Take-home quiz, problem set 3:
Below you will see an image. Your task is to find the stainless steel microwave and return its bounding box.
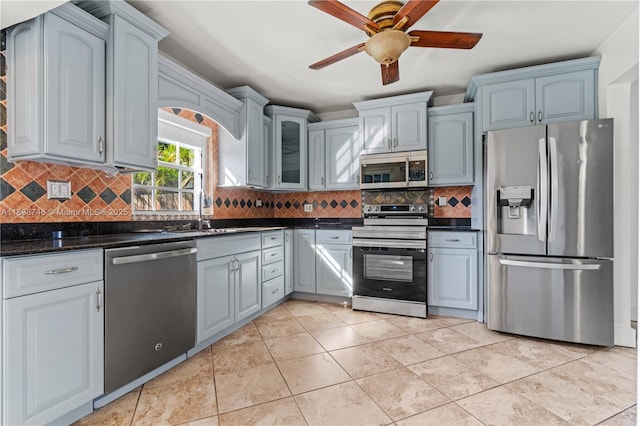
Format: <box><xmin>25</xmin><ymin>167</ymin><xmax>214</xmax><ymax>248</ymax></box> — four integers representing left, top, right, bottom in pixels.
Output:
<box><xmin>359</xmin><ymin>150</ymin><xmax>428</xmax><ymax>189</ymax></box>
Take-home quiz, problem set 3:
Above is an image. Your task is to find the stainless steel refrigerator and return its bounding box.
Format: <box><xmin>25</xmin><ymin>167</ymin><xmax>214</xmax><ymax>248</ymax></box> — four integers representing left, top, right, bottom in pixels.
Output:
<box><xmin>485</xmin><ymin>119</ymin><xmax>614</xmax><ymax>346</ymax></box>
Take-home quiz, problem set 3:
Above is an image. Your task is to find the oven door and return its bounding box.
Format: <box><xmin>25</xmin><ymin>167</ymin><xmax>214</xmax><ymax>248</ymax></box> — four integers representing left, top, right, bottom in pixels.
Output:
<box><xmin>352</xmin><ymin>238</ymin><xmax>427</xmax><ymax>303</ymax></box>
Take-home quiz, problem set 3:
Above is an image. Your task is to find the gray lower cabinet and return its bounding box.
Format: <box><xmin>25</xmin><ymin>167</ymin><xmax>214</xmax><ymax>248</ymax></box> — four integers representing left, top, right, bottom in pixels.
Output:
<box><xmin>293</xmin><ymin>229</ymin><xmax>316</xmax><ymax>293</ymax></box>
<box><xmin>294</xmin><ymin>229</ymin><xmax>353</xmax><ymax>297</ymax></box>
<box><xmin>1</xmin><ymin>249</ymin><xmax>104</xmax><ymax>426</ymax></box>
<box><xmin>7</xmin><ymin>4</ymin><xmax>108</xmax><ymax>165</ymax></box>
<box><xmin>196</xmin><ymin>234</ymin><xmax>262</xmax><ymax>344</ymax></box>
<box><xmin>427</xmin><ymin>105</ymin><xmax>474</xmax><ymax>186</ymax></box>
<box><xmin>261</xmin><ymin>230</ymin><xmax>285</xmax><ymax>307</ymax></box>
<box><xmin>428</xmin><ymin>231</ymin><xmax>478</xmax><ymax>311</ymax></box>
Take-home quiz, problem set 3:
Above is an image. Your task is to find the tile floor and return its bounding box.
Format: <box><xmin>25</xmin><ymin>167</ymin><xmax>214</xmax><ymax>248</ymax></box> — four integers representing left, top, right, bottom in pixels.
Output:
<box><xmin>76</xmin><ymin>299</ymin><xmax>637</xmax><ymax>426</ymax></box>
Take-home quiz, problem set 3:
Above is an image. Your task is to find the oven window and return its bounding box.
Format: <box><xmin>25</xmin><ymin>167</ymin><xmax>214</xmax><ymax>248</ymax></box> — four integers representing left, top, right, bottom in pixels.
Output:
<box><xmin>363</xmin><ymin>254</ymin><xmax>413</xmax><ymax>282</ymax></box>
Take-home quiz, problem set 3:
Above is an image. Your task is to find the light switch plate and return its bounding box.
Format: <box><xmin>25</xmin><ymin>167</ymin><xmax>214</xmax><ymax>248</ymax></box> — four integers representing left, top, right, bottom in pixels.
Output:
<box><xmin>47</xmin><ymin>180</ymin><xmax>71</xmax><ymax>200</ymax></box>
<box><xmin>304</xmin><ymin>204</ymin><xmax>313</xmax><ymax>212</ymax></box>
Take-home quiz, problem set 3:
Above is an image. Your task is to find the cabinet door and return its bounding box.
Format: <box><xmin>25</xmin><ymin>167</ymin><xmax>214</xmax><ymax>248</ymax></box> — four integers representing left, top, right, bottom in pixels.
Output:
<box><xmin>275</xmin><ymin>115</ymin><xmax>307</xmax><ymax>189</ymax></box>
<box><xmin>482</xmin><ymin>79</ymin><xmax>535</xmax><ymax>131</ymax></box>
<box><xmin>308</xmin><ymin>129</ymin><xmax>326</xmax><ymax>190</ymax></box>
<box><xmin>110</xmin><ymin>15</ymin><xmax>158</xmax><ymax>169</ymax></box>
<box><xmin>360</xmin><ymin>107</ymin><xmax>390</xmax><ymax>154</ymax></box>
<box><xmin>284</xmin><ymin>230</ymin><xmax>294</xmax><ymax>295</ymax></box>
<box><xmin>45</xmin><ymin>13</ymin><xmax>105</xmax><ymax>163</ymax></box>
<box><xmin>294</xmin><ymin>230</ymin><xmax>316</xmax><ymax>293</ymax></box>
<box><xmin>263</xmin><ymin>116</ymin><xmax>272</xmax><ymax>187</ymax></box>
<box><xmin>197</xmin><ymin>256</ymin><xmax>234</xmax><ymax>343</ymax></box>
<box><xmin>235</xmin><ymin>250</ymin><xmax>262</xmax><ymax>321</ymax></box>
<box><xmin>428</xmin><ymin>112</ymin><xmax>474</xmax><ymax>186</ymax></box>
<box><xmin>316</xmin><ymin>244</ymin><xmax>352</xmax><ymax>297</ymax></box>
<box><xmin>325</xmin><ymin>125</ymin><xmax>359</xmax><ymax>189</ymax></box>
<box><xmin>428</xmin><ymin>248</ymin><xmax>477</xmax><ymax>310</ymax></box>
<box><xmin>247</xmin><ymin>98</ymin><xmax>266</xmax><ymax>187</ymax></box>
<box><xmin>3</xmin><ymin>282</ymin><xmax>104</xmax><ymax>426</ymax></box>
<box><xmin>535</xmin><ymin>70</ymin><xmax>595</xmax><ymax>124</ymax></box>
<box><xmin>392</xmin><ymin>102</ymin><xmax>427</xmax><ymax>151</ymax></box>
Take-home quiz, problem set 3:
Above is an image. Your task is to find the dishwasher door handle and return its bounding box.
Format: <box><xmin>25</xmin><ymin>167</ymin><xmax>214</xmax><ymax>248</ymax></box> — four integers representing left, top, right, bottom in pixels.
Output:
<box><xmin>111</xmin><ymin>247</ymin><xmax>198</xmax><ymax>265</ymax></box>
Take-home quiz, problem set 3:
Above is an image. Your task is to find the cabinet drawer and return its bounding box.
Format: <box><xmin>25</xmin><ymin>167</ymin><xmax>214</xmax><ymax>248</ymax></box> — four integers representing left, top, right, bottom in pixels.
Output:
<box><xmin>429</xmin><ymin>231</ymin><xmax>477</xmax><ymax>249</ymax></box>
<box><xmin>263</xmin><ymin>275</ymin><xmax>285</xmax><ymax>307</ymax></box>
<box><xmin>197</xmin><ymin>233</ymin><xmax>261</xmax><ymax>261</ymax></box>
<box><xmin>2</xmin><ymin>249</ymin><xmax>103</xmax><ymax>298</ymax></box>
<box><xmin>316</xmin><ymin>230</ymin><xmax>352</xmax><ymax>244</ymax></box>
<box><xmin>262</xmin><ymin>230</ymin><xmax>284</xmax><ymax>248</ymax></box>
<box><xmin>262</xmin><ymin>261</ymin><xmax>284</xmax><ymax>282</ymax></box>
<box><xmin>262</xmin><ymin>246</ymin><xmax>284</xmax><ymax>265</ymax></box>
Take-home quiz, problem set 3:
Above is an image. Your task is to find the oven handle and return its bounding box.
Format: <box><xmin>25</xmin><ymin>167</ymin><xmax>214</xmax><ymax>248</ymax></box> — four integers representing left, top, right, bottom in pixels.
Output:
<box><xmin>111</xmin><ymin>247</ymin><xmax>198</xmax><ymax>265</ymax></box>
<box><xmin>352</xmin><ymin>238</ymin><xmax>426</xmax><ymax>250</ymax></box>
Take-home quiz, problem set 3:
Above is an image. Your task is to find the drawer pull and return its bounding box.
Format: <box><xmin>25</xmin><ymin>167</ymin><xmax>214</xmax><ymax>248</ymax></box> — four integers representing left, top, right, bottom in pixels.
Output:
<box><xmin>96</xmin><ymin>287</ymin><xmax>102</xmax><ymax>312</ymax></box>
<box><xmin>270</xmin><ymin>236</ymin><xmax>278</xmax><ymax>240</ymax></box>
<box><xmin>270</xmin><ymin>252</ymin><xmax>278</xmax><ymax>257</ymax></box>
<box><xmin>44</xmin><ymin>266</ymin><xmax>79</xmax><ymax>275</ymax></box>
<box><xmin>272</xmin><ymin>269</ymin><xmax>278</xmax><ymax>274</ymax></box>
<box><xmin>445</xmin><ymin>239</ymin><xmax>461</xmax><ymax>242</ymax></box>
<box><xmin>330</xmin><ymin>236</ymin><xmax>340</xmax><ymax>239</ymax></box>
<box><xmin>271</xmin><ymin>288</ymin><xmax>279</xmax><ymax>294</ymax></box>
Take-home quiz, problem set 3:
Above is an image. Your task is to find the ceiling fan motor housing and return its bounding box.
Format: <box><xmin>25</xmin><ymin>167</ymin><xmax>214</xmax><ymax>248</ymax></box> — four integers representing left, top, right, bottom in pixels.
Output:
<box><xmin>367</xmin><ymin>0</ymin><xmax>405</xmax><ymax>30</ymax></box>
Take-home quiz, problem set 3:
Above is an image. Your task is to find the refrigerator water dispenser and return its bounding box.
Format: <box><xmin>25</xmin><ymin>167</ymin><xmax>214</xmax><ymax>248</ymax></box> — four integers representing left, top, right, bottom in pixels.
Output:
<box><xmin>498</xmin><ymin>186</ymin><xmax>533</xmax><ymax>235</ymax></box>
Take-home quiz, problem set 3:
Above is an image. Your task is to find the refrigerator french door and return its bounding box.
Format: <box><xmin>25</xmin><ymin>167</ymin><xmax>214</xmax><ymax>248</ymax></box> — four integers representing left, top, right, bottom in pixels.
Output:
<box><xmin>485</xmin><ymin>119</ymin><xmax>614</xmax><ymax>346</ymax></box>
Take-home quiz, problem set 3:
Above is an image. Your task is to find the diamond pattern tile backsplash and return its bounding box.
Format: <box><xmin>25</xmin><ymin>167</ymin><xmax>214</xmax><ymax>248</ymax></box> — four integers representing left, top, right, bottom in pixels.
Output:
<box><xmin>0</xmin><ymin>28</ymin><xmax>468</xmax><ymax>224</ymax></box>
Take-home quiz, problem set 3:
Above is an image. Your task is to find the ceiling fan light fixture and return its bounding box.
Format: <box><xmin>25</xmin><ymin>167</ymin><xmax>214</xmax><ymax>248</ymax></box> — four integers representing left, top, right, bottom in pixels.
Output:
<box><xmin>364</xmin><ymin>29</ymin><xmax>411</xmax><ymax>65</ymax></box>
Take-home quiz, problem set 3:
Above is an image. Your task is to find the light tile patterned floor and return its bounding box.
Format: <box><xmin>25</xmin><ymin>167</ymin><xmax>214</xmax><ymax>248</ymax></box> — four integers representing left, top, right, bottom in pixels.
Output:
<box><xmin>76</xmin><ymin>299</ymin><xmax>637</xmax><ymax>426</ymax></box>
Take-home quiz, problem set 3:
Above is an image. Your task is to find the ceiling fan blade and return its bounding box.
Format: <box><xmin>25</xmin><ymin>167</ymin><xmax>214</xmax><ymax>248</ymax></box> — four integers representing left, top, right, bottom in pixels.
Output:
<box><xmin>309</xmin><ymin>43</ymin><xmax>366</xmax><ymax>70</ymax></box>
<box><xmin>409</xmin><ymin>30</ymin><xmax>482</xmax><ymax>49</ymax></box>
<box><xmin>308</xmin><ymin>0</ymin><xmax>379</xmax><ymax>33</ymax></box>
<box><xmin>381</xmin><ymin>61</ymin><xmax>400</xmax><ymax>85</ymax></box>
<box><xmin>394</xmin><ymin>0</ymin><xmax>439</xmax><ymax>30</ymax></box>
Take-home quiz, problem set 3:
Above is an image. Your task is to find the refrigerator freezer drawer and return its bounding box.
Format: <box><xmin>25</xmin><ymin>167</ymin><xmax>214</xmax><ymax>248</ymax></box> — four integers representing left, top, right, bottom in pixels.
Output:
<box><xmin>487</xmin><ymin>254</ymin><xmax>613</xmax><ymax>346</ymax></box>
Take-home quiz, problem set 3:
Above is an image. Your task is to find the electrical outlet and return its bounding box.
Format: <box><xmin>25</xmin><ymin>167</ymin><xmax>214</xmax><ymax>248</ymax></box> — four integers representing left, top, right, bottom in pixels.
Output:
<box><xmin>255</xmin><ymin>199</ymin><xmax>262</xmax><ymax>207</ymax></box>
<box><xmin>438</xmin><ymin>196</ymin><xmax>447</xmax><ymax>206</ymax></box>
<box><xmin>47</xmin><ymin>180</ymin><xmax>71</xmax><ymax>200</ymax></box>
<box><xmin>304</xmin><ymin>203</ymin><xmax>313</xmax><ymax>212</ymax></box>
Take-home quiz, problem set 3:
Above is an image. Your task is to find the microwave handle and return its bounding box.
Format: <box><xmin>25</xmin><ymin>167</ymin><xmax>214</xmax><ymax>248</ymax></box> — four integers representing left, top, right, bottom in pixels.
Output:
<box><xmin>405</xmin><ymin>157</ymin><xmax>410</xmax><ymax>187</ymax></box>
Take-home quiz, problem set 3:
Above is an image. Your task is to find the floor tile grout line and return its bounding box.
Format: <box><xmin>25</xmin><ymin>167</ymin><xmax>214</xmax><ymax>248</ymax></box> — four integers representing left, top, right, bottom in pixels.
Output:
<box><xmin>594</xmin><ymin>404</ymin><xmax>637</xmax><ymax>425</ymax></box>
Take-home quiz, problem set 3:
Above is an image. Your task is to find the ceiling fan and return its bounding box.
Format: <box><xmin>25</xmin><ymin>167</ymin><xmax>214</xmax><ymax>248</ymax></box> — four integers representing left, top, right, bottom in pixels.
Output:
<box><xmin>308</xmin><ymin>0</ymin><xmax>482</xmax><ymax>85</ymax></box>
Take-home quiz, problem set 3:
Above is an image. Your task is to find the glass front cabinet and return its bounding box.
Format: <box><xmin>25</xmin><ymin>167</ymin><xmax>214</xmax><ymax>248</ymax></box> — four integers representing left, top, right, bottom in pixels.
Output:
<box><xmin>265</xmin><ymin>105</ymin><xmax>319</xmax><ymax>190</ymax></box>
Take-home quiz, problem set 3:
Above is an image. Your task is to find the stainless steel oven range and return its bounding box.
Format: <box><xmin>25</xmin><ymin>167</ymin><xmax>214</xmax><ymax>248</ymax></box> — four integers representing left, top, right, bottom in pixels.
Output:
<box><xmin>352</xmin><ymin>204</ymin><xmax>428</xmax><ymax>318</ymax></box>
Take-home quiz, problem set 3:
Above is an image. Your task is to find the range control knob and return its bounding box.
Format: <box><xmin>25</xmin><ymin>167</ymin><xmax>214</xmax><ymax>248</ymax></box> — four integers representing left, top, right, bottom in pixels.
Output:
<box><xmin>409</xmin><ymin>205</ymin><xmax>416</xmax><ymax>212</ymax></box>
<box><xmin>417</xmin><ymin>205</ymin><xmax>425</xmax><ymax>212</ymax></box>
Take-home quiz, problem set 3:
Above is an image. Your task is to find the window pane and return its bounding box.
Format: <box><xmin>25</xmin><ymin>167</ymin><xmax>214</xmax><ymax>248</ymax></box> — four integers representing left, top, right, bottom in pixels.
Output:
<box><xmin>133</xmin><ymin>188</ymin><xmax>153</xmax><ymax>210</ymax></box>
<box><xmin>156</xmin><ymin>191</ymin><xmax>179</xmax><ymax>211</ymax></box>
<box><xmin>182</xmin><ymin>193</ymin><xmax>194</xmax><ymax>211</ymax></box>
<box><xmin>156</xmin><ymin>166</ymin><xmax>179</xmax><ymax>188</ymax></box>
<box><xmin>181</xmin><ymin>170</ymin><xmax>194</xmax><ymax>189</ymax></box>
<box><xmin>133</xmin><ymin>172</ymin><xmax>152</xmax><ymax>186</ymax></box>
<box><xmin>180</xmin><ymin>146</ymin><xmax>195</xmax><ymax>167</ymax></box>
<box><xmin>157</xmin><ymin>142</ymin><xmax>176</xmax><ymax>163</ymax></box>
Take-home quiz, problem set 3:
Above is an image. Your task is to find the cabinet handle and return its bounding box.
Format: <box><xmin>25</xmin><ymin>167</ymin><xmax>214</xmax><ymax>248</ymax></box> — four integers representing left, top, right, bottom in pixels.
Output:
<box><xmin>285</xmin><ymin>233</ymin><xmax>289</xmax><ymax>242</ymax></box>
<box><xmin>445</xmin><ymin>239</ymin><xmax>461</xmax><ymax>242</ymax></box>
<box><xmin>271</xmin><ymin>288</ymin><xmax>279</xmax><ymax>294</ymax></box>
<box><xmin>393</xmin><ymin>138</ymin><xmax>398</xmax><ymax>148</ymax></box>
<box><xmin>270</xmin><ymin>252</ymin><xmax>278</xmax><ymax>257</ymax></box>
<box><xmin>538</xmin><ymin>111</ymin><xmax>542</xmax><ymax>122</ymax></box>
<box><xmin>387</xmin><ymin>138</ymin><xmax>392</xmax><ymax>148</ymax></box>
<box><xmin>236</xmin><ymin>259</ymin><xmax>240</xmax><ymax>271</ymax></box>
<box><xmin>350</xmin><ymin>248</ymin><xmax>352</xmax><ymax>258</ymax></box>
<box><xmin>44</xmin><ymin>266</ymin><xmax>78</xmax><ymax>275</ymax></box>
<box><xmin>429</xmin><ymin>171</ymin><xmax>433</xmax><ymax>180</ymax></box>
<box><xmin>278</xmin><ymin>175</ymin><xmax>281</xmax><ymax>184</ymax></box>
<box><xmin>356</xmin><ymin>174</ymin><xmax>360</xmax><ymax>184</ymax></box>
<box><xmin>429</xmin><ymin>252</ymin><xmax>433</xmax><ymax>261</ymax></box>
<box><xmin>99</xmin><ymin>136</ymin><xmax>104</xmax><ymax>154</ymax></box>
<box><xmin>96</xmin><ymin>287</ymin><xmax>102</xmax><ymax>312</ymax></box>
<box><xmin>529</xmin><ymin>111</ymin><xmax>534</xmax><ymax>124</ymax></box>
<box><xmin>330</xmin><ymin>236</ymin><xmax>340</xmax><ymax>239</ymax></box>
<box><xmin>270</xmin><ymin>236</ymin><xmax>278</xmax><ymax>240</ymax></box>
<box><xmin>321</xmin><ymin>176</ymin><xmax>324</xmax><ymax>186</ymax></box>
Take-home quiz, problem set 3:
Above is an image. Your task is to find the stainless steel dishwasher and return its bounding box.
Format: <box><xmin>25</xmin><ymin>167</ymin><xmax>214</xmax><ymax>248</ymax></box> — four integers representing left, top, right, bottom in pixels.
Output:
<box><xmin>104</xmin><ymin>240</ymin><xmax>197</xmax><ymax>393</ymax></box>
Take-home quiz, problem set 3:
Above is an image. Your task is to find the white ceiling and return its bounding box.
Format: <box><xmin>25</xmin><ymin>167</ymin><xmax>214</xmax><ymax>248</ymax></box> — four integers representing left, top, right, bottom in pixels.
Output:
<box><xmin>3</xmin><ymin>1</ymin><xmax>638</xmax><ymax>116</ymax></box>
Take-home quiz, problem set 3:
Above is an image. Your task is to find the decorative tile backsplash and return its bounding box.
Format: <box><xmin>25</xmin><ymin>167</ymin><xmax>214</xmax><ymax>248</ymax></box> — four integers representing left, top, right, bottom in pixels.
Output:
<box><xmin>0</xmin><ymin>29</ymin><xmax>468</xmax><ymax>225</ymax></box>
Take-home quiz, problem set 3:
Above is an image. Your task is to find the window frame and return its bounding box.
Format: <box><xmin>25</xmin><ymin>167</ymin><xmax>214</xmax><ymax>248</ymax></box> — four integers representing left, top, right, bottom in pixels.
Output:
<box><xmin>132</xmin><ymin>110</ymin><xmax>211</xmax><ymax>215</ymax></box>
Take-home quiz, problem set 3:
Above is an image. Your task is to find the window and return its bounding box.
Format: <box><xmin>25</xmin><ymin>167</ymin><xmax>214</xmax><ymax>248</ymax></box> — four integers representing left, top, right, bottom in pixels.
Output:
<box><xmin>132</xmin><ymin>110</ymin><xmax>210</xmax><ymax>214</ymax></box>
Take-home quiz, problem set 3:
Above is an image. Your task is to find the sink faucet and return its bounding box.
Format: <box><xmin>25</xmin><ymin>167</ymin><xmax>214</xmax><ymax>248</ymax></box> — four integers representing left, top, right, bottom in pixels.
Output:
<box><xmin>198</xmin><ymin>190</ymin><xmax>211</xmax><ymax>231</ymax></box>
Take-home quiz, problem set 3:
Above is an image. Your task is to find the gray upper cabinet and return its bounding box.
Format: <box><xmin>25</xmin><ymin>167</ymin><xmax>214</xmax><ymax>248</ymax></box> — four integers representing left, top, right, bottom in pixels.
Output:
<box><xmin>78</xmin><ymin>0</ymin><xmax>169</xmax><ymax>171</ymax></box>
<box><xmin>219</xmin><ymin>86</ymin><xmax>270</xmax><ymax>188</ymax></box>
<box><xmin>308</xmin><ymin>119</ymin><xmax>360</xmax><ymax>190</ymax></box>
<box><xmin>353</xmin><ymin>91</ymin><xmax>432</xmax><ymax>155</ymax></box>
<box><xmin>265</xmin><ymin>105</ymin><xmax>319</xmax><ymax>190</ymax></box>
<box><xmin>427</xmin><ymin>104</ymin><xmax>474</xmax><ymax>186</ymax></box>
<box><xmin>466</xmin><ymin>57</ymin><xmax>600</xmax><ymax>131</ymax></box>
<box><xmin>7</xmin><ymin>4</ymin><xmax>108</xmax><ymax>165</ymax></box>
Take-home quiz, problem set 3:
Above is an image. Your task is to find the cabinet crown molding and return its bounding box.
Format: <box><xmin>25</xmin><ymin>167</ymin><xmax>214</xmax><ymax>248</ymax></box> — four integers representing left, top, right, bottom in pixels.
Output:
<box><xmin>50</xmin><ymin>2</ymin><xmax>109</xmax><ymax>39</ymax></box>
<box><xmin>76</xmin><ymin>0</ymin><xmax>169</xmax><ymax>40</ymax></box>
<box><xmin>226</xmin><ymin>86</ymin><xmax>270</xmax><ymax>107</ymax></box>
<box><xmin>264</xmin><ymin>105</ymin><xmax>320</xmax><ymax>123</ymax></box>
<box><xmin>353</xmin><ymin>90</ymin><xmax>433</xmax><ymax>111</ymax></box>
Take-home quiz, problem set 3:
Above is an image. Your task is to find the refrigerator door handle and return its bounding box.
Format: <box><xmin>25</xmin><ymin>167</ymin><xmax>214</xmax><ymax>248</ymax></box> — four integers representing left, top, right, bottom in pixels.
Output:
<box><xmin>498</xmin><ymin>258</ymin><xmax>601</xmax><ymax>271</ymax></box>
<box><xmin>537</xmin><ymin>138</ymin><xmax>548</xmax><ymax>242</ymax></box>
<box><xmin>549</xmin><ymin>136</ymin><xmax>559</xmax><ymax>242</ymax></box>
